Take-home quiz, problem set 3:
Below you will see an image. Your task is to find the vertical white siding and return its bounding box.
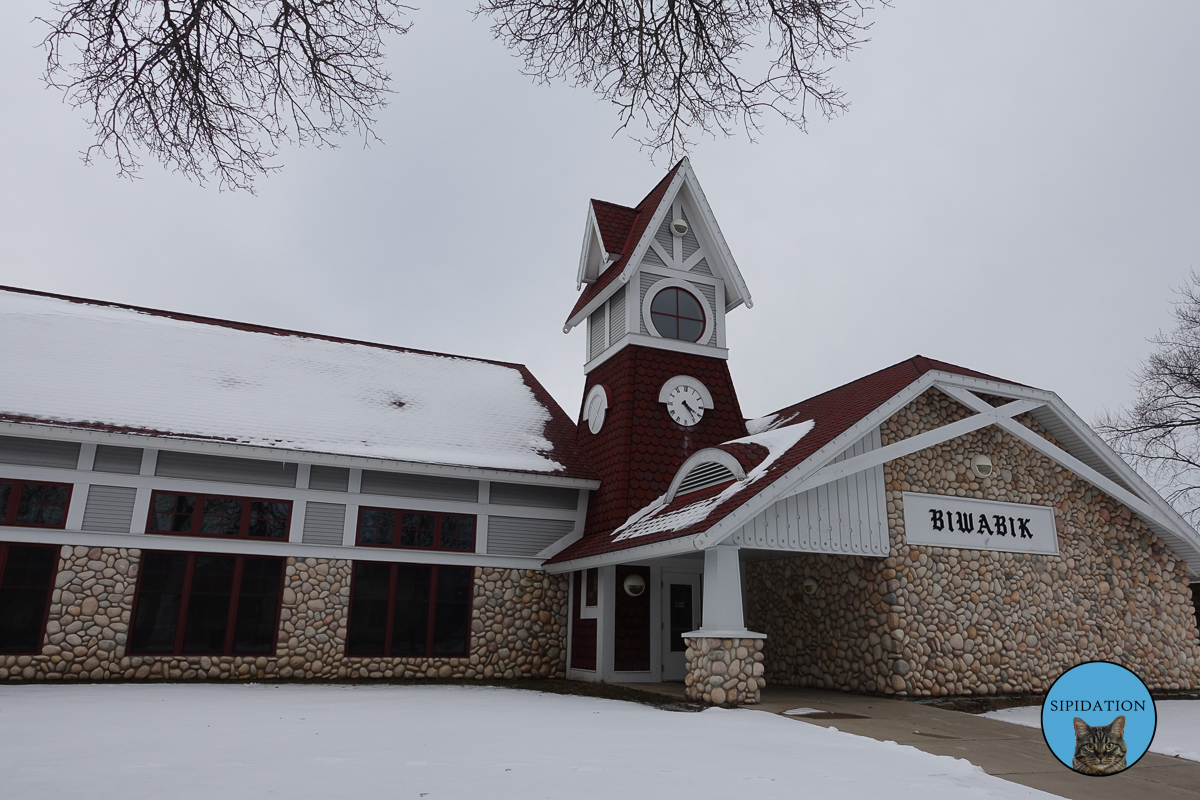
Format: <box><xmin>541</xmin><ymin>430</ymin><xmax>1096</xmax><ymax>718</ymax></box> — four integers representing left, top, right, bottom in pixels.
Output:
<box><xmin>729</xmin><ymin>428</ymin><xmax>889</xmax><ymax>557</ymax></box>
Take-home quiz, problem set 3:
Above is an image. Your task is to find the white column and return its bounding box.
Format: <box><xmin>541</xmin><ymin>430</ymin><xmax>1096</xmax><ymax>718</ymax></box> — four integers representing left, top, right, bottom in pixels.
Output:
<box><xmin>688</xmin><ymin>545</ymin><xmax>765</xmax><ymax>638</ymax></box>
<box><xmin>129</xmin><ymin>449</ymin><xmax>159</xmax><ymax>534</ymax></box>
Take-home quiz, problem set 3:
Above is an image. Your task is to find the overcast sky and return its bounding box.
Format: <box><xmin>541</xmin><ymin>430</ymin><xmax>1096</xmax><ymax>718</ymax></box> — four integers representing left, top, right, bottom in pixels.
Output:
<box><xmin>1</xmin><ymin>2</ymin><xmax>1197</xmax><ymax>430</ymax></box>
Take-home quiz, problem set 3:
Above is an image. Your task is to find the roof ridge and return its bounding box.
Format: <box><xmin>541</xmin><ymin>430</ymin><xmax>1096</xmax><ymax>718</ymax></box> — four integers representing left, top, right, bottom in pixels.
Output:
<box><xmin>0</xmin><ymin>284</ymin><xmax>531</xmax><ymax>371</ymax></box>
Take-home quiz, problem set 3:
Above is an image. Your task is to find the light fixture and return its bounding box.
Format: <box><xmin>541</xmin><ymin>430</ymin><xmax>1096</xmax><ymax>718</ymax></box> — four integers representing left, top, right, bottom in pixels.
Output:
<box><xmin>971</xmin><ymin>454</ymin><xmax>994</xmax><ymax>478</ymax></box>
<box><xmin>802</xmin><ymin>577</ymin><xmax>818</xmax><ymax>596</ymax></box>
<box><xmin>623</xmin><ymin>574</ymin><xmax>646</xmax><ymax>597</ymax></box>
<box><xmin>670</xmin><ymin>218</ymin><xmax>689</xmax><ymax>236</ymax></box>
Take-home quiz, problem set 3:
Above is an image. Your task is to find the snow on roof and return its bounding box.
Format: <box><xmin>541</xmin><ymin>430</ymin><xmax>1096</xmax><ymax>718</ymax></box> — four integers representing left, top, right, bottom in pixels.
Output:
<box><xmin>0</xmin><ymin>287</ymin><xmax>590</xmax><ymax>476</ymax></box>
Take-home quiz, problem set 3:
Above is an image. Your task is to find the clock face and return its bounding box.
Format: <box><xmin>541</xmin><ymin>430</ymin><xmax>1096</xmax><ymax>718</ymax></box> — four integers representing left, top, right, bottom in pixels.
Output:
<box><xmin>666</xmin><ymin>385</ymin><xmax>706</xmax><ymax>427</ymax></box>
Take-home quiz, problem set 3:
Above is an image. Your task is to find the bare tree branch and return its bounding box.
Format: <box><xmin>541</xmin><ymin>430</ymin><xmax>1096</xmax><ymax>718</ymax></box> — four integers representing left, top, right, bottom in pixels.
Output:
<box><xmin>1098</xmin><ymin>272</ymin><xmax>1200</xmax><ymax>524</ymax></box>
<box><xmin>40</xmin><ymin>0</ymin><xmax>412</xmax><ymax>190</ymax></box>
<box><xmin>477</xmin><ymin>0</ymin><xmax>877</xmax><ymax>158</ymax></box>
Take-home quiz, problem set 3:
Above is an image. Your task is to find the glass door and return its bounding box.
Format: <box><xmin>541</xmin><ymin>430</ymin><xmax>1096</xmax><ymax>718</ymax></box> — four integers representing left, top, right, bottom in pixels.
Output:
<box><xmin>660</xmin><ymin>572</ymin><xmax>701</xmax><ymax>681</ymax></box>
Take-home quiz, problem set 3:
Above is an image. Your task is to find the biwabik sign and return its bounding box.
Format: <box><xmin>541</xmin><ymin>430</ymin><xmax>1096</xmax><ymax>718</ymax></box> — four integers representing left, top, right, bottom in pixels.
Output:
<box><xmin>902</xmin><ymin>492</ymin><xmax>1059</xmax><ymax>555</ymax></box>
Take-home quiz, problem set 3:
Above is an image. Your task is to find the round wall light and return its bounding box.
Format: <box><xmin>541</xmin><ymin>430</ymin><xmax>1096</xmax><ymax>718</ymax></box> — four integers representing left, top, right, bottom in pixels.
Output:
<box><xmin>802</xmin><ymin>577</ymin><xmax>819</xmax><ymax>596</ymax></box>
<box><xmin>623</xmin><ymin>574</ymin><xmax>646</xmax><ymax>597</ymax></box>
<box><xmin>971</xmin><ymin>454</ymin><xmax>994</xmax><ymax>478</ymax></box>
<box><xmin>670</xmin><ymin>218</ymin><xmax>689</xmax><ymax>236</ymax></box>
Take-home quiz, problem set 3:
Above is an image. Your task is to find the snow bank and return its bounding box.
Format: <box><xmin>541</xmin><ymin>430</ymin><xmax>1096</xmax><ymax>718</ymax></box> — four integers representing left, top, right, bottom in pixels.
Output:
<box><xmin>982</xmin><ymin>701</ymin><xmax>1200</xmax><ymax>762</ymax></box>
<box><xmin>0</xmin><ymin>684</ymin><xmax>1061</xmax><ymax>800</ymax></box>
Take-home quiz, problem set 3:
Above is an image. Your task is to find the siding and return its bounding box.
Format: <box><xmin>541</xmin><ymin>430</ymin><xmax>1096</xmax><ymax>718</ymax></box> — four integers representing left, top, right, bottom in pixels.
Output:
<box><xmin>0</xmin><ymin>435</ymin><xmax>80</xmax><ymax>469</ymax></box>
<box><xmin>302</xmin><ymin>501</ymin><xmax>346</xmax><ymax>546</ymax></box>
<box><xmin>486</xmin><ymin>516</ymin><xmax>576</xmax><ymax>556</ymax></box>
<box><xmin>93</xmin><ymin>445</ymin><xmax>143</xmax><ymax>475</ymax></box>
<box><xmin>730</xmin><ymin>428</ymin><xmax>889</xmax><ymax>557</ymax></box>
<box><xmin>654</xmin><ymin>214</ymin><xmax>674</xmax><ymax>256</ymax></box>
<box><xmin>641</xmin><ymin>246</ymin><xmax>669</xmax><ymax>270</ymax></box>
<box><xmin>489</xmin><ymin>482</ymin><xmax>578</xmax><ymax>510</ymax></box>
<box><xmin>81</xmin><ymin>485</ymin><xmax>138</xmax><ymax>533</ymax></box>
<box><xmin>690</xmin><ymin>258</ymin><xmax>713</xmax><ymax>277</ymax></box>
<box><xmin>360</xmin><ymin>470</ymin><xmax>478</xmax><ymax>502</ymax></box>
<box><xmin>309</xmin><ymin>465</ymin><xmax>350</xmax><ymax>492</ymax></box>
<box><xmin>155</xmin><ymin>451</ymin><xmax>298</xmax><ymax>487</ymax></box>
<box><xmin>608</xmin><ymin>286</ymin><xmax>627</xmax><ymax>343</ymax></box>
<box><xmin>681</xmin><ymin>209</ymin><xmax>700</xmax><ymax>261</ymax></box>
<box><xmin>639</xmin><ymin>271</ymin><xmax>668</xmax><ymax>335</ymax></box>
<box><xmin>692</xmin><ymin>281</ymin><xmax>718</xmax><ymax>346</ymax></box>
<box><xmin>589</xmin><ymin>305</ymin><xmax>606</xmax><ymax>360</ymax></box>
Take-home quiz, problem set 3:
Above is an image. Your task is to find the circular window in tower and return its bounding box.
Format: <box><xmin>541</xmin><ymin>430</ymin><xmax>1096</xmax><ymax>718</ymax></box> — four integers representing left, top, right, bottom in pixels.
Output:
<box><xmin>650</xmin><ymin>287</ymin><xmax>706</xmax><ymax>342</ymax></box>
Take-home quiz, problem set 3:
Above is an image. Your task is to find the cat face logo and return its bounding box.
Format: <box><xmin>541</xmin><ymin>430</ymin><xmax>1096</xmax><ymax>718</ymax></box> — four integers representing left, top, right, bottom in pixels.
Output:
<box><xmin>1040</xmin><ymin>661</ymin><xmax>1155</xmax><ymax>777</ymax></box>
<box><xmin>1071</xmin><ymin>715</ymin><xmax>1127</xmax><ymax>775</ymax></box>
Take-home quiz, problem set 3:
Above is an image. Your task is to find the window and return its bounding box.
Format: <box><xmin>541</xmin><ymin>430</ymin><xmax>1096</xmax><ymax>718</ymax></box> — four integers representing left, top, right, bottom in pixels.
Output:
<box><xmin>129</xmin><ymin>551</ymin><xmax>284</xmax><ymax>655</ymax></box>
<box><xmin>147</xmin><ymin>491</ymin><xmax>292</xmax><ymax>540</ymax></box>
<box><xmin>346</xmin><ymin>563</ymin><xmax>472</xmax><ymax>657</ymax></box>
<box><xmin>585</xmin><ymin>567</ymin><xmax>599</xmax><ymax>607</ymax></box>
<box><xmin>0</xmin><ymin>480</ymin><xmax>72</xmax><ymax>528</ymax></box>
<box><xmin>355</xmin><ymin>507</ymin><xmax>476</xmax><ymax>552</ymax></box>
<box><xmin>0</xmin><ymin>543</ymin><xmax>58</xmax><ymax>653</ymax></box>
<box><xmin>650</xmin><ymin>287</ymin><xmax>705</xmax><ymax>342</ymax></box>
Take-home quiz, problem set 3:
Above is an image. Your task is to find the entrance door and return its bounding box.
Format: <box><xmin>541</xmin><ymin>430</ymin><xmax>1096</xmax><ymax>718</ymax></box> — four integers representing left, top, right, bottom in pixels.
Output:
<box><xmin>660</xmin><ymin>572</ymin><xmax>701</xmax><ymax>681</ymax></box>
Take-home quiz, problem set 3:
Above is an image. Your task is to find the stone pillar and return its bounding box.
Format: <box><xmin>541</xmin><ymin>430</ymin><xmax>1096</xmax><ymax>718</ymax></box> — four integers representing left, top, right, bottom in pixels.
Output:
<box><xmin>683</xmin><ymin>545</ymin><xmax>767</xmax><ymax>706</ymax></box>
<box><xmin>683</xmin><ymin>636</ymin><xmax>765</xmax><ymax>706</ymax></box>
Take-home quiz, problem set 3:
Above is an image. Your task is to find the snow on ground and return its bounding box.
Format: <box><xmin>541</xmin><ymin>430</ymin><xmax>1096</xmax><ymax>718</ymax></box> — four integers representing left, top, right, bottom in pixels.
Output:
<box><xmin>982</xmin><ymin>701</ymin><xmax>1200</xmax><ymax>762</ymax></box>
<box><xmin>0</xmin><ymin>684</ymin><xmax>1060</xmax><ymax>800</ymax></box>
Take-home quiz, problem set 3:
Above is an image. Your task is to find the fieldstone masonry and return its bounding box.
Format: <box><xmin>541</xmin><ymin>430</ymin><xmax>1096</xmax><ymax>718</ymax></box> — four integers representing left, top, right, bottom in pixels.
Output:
<box><xmin>2</xmin><ymin>552</ymin><xmax>568</xmax><ymax>682</ymax></box>
<box><xmin>746</xmin><ymin>388</ymin><xmax>1200</xmax><ymax>697</ymax></box>
<box><xmin>683</xmin><ymin>636</ymin><xmax>765</xmax><ymax>706</ymax></box>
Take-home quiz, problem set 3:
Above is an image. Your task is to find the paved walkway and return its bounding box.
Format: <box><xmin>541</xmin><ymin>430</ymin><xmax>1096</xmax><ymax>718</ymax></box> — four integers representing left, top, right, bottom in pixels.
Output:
<box><xmin>623</xmin><ymin>683</ymin><xmax>1200</xmax><ymax>799</ymax></box>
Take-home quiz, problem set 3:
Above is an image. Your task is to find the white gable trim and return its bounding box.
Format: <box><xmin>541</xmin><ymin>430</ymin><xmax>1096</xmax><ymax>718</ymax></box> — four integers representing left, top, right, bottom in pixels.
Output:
<box><xmin>575</xmin><ymin>204</ymin><xmax>618</xmax><ymax>290</ymax></box>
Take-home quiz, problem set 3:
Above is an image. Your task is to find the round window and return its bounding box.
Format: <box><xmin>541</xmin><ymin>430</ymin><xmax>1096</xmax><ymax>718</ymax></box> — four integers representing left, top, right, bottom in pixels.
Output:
<box><xmin>650</xmin><ymin>287</ymin><xmax>706</xmax><ymax>342</ymax></box>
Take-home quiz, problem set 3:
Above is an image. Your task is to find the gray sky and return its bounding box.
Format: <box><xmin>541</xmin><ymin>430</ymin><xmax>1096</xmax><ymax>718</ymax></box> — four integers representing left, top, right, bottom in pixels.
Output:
<box><xmin>1</xmin><ymin>1</ymin><xmax>1197</xmax><ymax>428</ymax></box>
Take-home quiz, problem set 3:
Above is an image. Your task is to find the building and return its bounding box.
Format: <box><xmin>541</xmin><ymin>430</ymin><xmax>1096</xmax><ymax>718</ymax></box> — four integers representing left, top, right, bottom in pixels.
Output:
<box><xmin>1</xmin><ymin>160</ymin><xmax>1198</xmax><ymax>701</ymax></box>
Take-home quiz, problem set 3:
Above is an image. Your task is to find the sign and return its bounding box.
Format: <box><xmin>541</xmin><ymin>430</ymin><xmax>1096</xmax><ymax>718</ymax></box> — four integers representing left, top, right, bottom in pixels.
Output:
<box><xmin>902</xmin><ymin>492</ymin><xmax>1059</xmax><ymax>555</ymax></box>
<box><xmin>1041</xmin><ymin>661</ymin><xmax>1156</xmax><ymax>776</ymax></box>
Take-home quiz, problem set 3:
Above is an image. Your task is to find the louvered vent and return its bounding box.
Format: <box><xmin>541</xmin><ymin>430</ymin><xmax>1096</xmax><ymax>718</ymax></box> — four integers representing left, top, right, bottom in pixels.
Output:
<box><xmin>677</xmin><ymin>462</ymin><xmax>736</xmax><ymax>496</ymax></box>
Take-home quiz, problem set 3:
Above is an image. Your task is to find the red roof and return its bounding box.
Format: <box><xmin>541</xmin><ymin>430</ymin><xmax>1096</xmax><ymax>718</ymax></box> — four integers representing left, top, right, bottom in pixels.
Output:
<box><xmin>548</xmin><ymin>356</ymin><xmax>1023</xmax><ymax>563</ymax></box>
<box><xmin>566</xmin><ymin>163</ymin><xmax>683</xmax><ymax>325</ymax></box>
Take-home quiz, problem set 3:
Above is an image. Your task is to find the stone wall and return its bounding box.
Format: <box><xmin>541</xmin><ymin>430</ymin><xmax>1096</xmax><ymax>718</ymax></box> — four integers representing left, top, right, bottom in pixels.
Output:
<box><xmin>2</xmin><ymin>551</ymin><xmax>568</xmax><ymax>682</ymax></box>
<box><xmin>745</xmin><ymin>389</ymin><xmax>1200</xmax><ymax>697</ymax></box>
<box><xmin>683</xmin><ymin>636</ymin><xmax>765</xmax><ymax>706</ymax></box>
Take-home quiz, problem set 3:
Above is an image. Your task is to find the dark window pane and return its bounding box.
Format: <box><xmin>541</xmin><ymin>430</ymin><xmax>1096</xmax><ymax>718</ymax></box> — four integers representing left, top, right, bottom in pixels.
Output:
<box><xmin>650</xmin><ymin>312</ymin><xmax>679</xmax><ymax>339</ymax></box>
<box><xmin>130</xmin><ymin>552</ymin><xmax>189</xmax><ymax>653</ymax></box>
<box><xmin>347</xmin><ymin>562</ymin><xmax>392</xmax><ymax>655</ymax></box>
<box><xmin>0</xmin><ymin>545</ymin><xmax>57</xmax><ymax>653</ymax></box>
<box><xmin>357</xmin><ymin>509</ymin><xmax>395</xmax><ymax>545</ymax></box>
<box><xmin>431</xmin><ymin>567</ymin><xmax>471</xmax><ymax>656</ymax></box>
<box><xmin>585</xmin><ymin>568</ymin><xmax>598</xmax><ymax>606</ymax></box>
<box><xmin>232</xmin><ymin>557</ymin><xmax>283</xmax><ymax>654</ymax></box>
<box><xmin>669</xmin><ymin>584</ymin><xmax>693</xmax><ymax>652</ymax></box>
<box><xmin>400</xmin><ymin>513</ymin><xmax>436</xmax><ymax>548</ymax></box>
<box><xmin>248</xmin><ymin>501</ymin><xmax>290</xmax><ymax>539</ymax></box>
<box><xmin>677</xmin><ymin>317</ymin><xmax>704</xmax><ymax>342</ymax></box>
<box><xmin>650</xmin><ymin>289</ymin><xmax>678</xmax><ymax>316</ymax></box>
<box><xmin>439</xmin><ymin>515</ymin><xmax>475</xmax><ymax>550</ymax></box>
<box><xmin>0</xmin><ymin>483</ymin><xmax>11</xmax><ymax>521</ymax></box>
<box><xmin>391</xmin><ymin>564</ymin><xmax>432</xmax><ymax>655</ymax></box>
<box><xmin>676</xmin><ymin>290</ymin><xmax>704</xmax><ymax>321</ymax></box>
<box><xmin>150</xmin><ymin>494</ymin><xmax>195</xmax><ymax>533</ymax></box>
<box><xmin>181</xmin><ymin>555</ymin><xmax>236</xmax><ymax>653</ymax></box>
<box><xmin>16</xmin><ymin>484</ymin><xmax>69</xmax><ymax>526</ymax></box>
<box><xmin>200</xmin><ymin>497</ymin><xmax>243</xmax><ymax>537</ymax></box>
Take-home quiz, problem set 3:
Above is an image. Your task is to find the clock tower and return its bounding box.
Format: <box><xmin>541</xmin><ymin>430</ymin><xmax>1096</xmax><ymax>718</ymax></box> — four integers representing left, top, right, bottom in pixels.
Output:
<box><xmin>563</xmin><ymin>159</ymin><xmax>754</xmax><ymax>539</ymax></box>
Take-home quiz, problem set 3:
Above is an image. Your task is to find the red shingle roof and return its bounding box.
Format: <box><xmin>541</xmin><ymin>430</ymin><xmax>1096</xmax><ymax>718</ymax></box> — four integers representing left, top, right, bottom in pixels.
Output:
<box><xmin>566</xmin><ymin>163</ymin><xmax>683</xmax><ymax>325</ymax></box>
<box><xmin>548</xmin><ymin>356</ymin><xmax>1024</xmax><ymax>563</ymax></box>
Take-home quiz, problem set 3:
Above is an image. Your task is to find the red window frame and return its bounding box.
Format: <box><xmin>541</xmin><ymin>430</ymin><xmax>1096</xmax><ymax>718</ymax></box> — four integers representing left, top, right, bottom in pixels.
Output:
<box><xmin>127</xmin><ymin>551</ymin><xmax>285</xmax><ymax>656</ymax></box>
<box><xmin>345</xmin><ymin>562</ymin><xmax>473</xmax><ymax>658</ymax></box>
<box><xmin>0</xmin><ymin>542</ymin><xmax>59</xmax><ymax>654</ymax></box>
<box><xmin>0</xmin><ymin>479</ymin><xmax>73</xmax><ymax>529</ymax></box>
<box><xmin>355</xmin><ymin>506</ymin><xmax>476</xmax><ymax>552</ymax></box>
<box><xmin>146</xmin><ymin>490</ymin><xmax>293</xmax><ymax>541</ymax></box>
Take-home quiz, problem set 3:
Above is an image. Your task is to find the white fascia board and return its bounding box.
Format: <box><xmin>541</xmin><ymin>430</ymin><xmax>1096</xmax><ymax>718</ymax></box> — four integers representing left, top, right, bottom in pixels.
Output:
<box><xmin>0</xmin><ymin>525</ymin><xmax>550</xmax><ymax>570</ymax></box>
<box><xmin>0</xmin><ymin>420</ymin><xmax>600</xmax><ymax>490</ymax></box>
<box><xmin>584</xmin><ymin>333</ymin><xmax>729</xmax><ymax>374</ymax></box>
<box><xmin>534</xmin><ymin>489</ymin><xmax>591</xmax><ymax>560</ymax></box>
<box><xmin>576</xmin><ymin>203</ymin><xmax>605</xmax><ymax>290</ymax></box>
<box><xmin>674</xmin><ymin>160</ymin><xmax>752</xmax><ymax>310</ymax></box>
<box><xmin>541</xmin><ymin>533</ymin><xmax>703</xmax><ymax>573</ymax></box>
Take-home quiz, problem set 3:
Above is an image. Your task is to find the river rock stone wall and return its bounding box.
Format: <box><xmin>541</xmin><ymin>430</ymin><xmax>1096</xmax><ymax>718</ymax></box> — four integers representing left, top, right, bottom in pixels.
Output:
<box><xmin>2</xmin><ymin>552</ymin><xmax>568</xmax><ymax>682</ymax></box>
<box><xmin>746</xmin><ymin>388</ymin><xmax>1200</xmax><ymax>697</ymax></box>
<box><xmin>683</xmin><ymin>636</ymin><xmax>765</xmax><ymax>706</ymax></box>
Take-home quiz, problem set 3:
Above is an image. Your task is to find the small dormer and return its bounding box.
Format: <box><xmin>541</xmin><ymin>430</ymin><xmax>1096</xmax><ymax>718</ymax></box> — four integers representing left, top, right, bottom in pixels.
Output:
<box><xmin>565</xmin><ymin>159</ymin><xmax>752</xmax><ymax>373</ymax></box>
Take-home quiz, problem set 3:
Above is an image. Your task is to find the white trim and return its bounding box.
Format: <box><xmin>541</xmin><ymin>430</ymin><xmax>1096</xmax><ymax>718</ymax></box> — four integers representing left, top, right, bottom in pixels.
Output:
<box><xmin>664</xmin><ymin>448</ymin><xmax>746</xmax><ymax>503</ymax></box>
<box><xmin>582</xmin><ymin>384</ymin><xmax>610</xmax><ymax>434</ymax></box>
<box><xmin>0</xmin><ymin>421</ymin><xmax>600</xmax><ymax>490</ymax></box>
<box><xmin>640</xmin><ymin>277</ymin><xmax>716</xmax><ymax>345</ymax></box>
<box><xmin>583</xmin><ymin>333</ymin><xmax>729</xmax><ymax>374</ymax></box>
<box><xmin>534</xmin><ymin>488</ymin><xmax>590</xmax><ymax>560</ymax></box>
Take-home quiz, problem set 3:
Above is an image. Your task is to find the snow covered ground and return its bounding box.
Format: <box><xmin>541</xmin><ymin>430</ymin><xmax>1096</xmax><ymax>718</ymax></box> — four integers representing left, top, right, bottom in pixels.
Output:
<box><xmin>982</xmin><ymin>701</ymin><xmax>1200</xmax><ymax>762</ymax></box>
<box><xmin>0</xmin><ymin>684</ymin><xmax>1061</xmax><ymax>800</ymax></box>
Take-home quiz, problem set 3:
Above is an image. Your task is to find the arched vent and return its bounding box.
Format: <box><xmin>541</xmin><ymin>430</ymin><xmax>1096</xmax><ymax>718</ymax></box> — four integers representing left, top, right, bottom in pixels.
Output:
<box><xmin>676</xmin><ymin>461</ymin><xmax>736</xmax><ymax>496</ymax></box>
